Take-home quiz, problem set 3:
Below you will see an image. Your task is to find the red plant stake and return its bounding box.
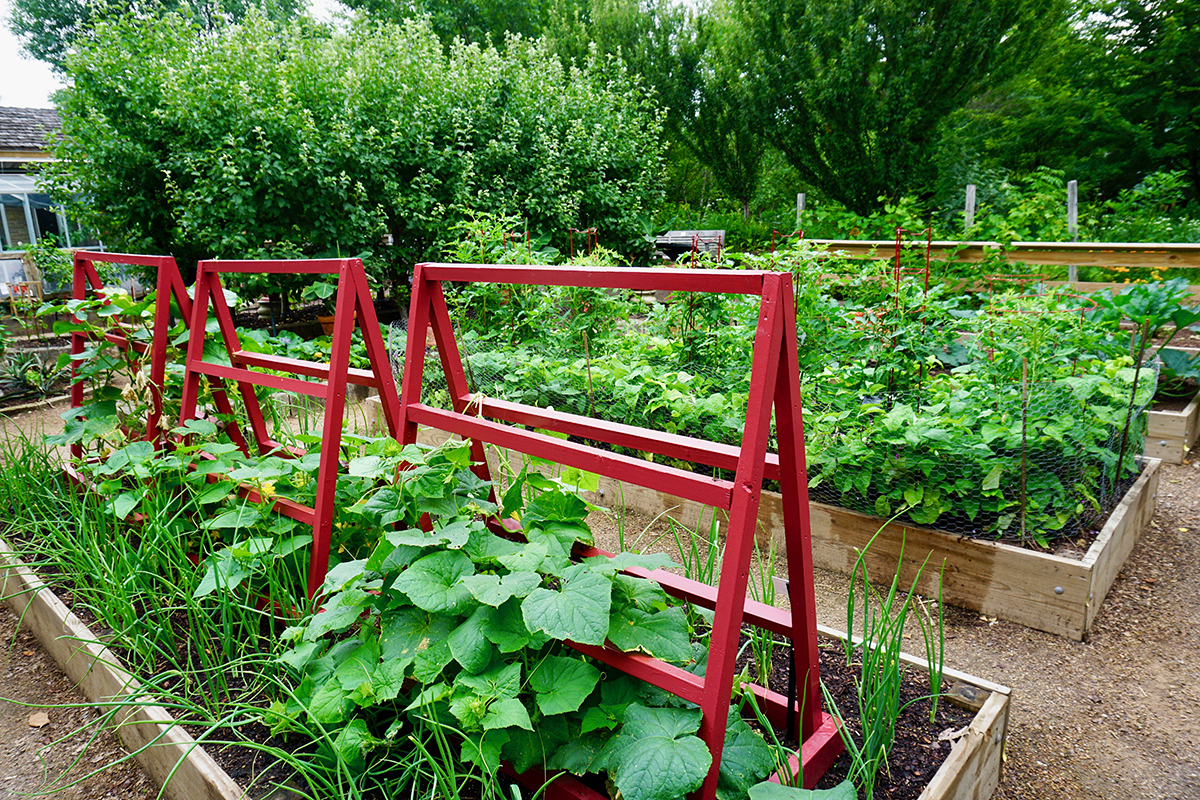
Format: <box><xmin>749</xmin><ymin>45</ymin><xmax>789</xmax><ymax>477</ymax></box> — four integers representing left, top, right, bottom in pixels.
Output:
<box><xmin>771</xmin><ymin>229</ymin><xmax>804</xmax><ymax>254</ymax></box>
<box><xmin>398</xmin><ymin>263</ymin><xmax>842</xmax><ymax>799</ymax></box>
<box><xmin>691</xmin><ymin>232</ymin><xmax>724</xmax><ymax>263</ymax></box>
<box><xmin>503</xmin><ymin>231</ymin><xmax>532</xmax><ymax>259</ymax></box>
<box><xmin>569</xmin><ymin>227</ymin><xmax>599</xmax><ymax>258</ymax></box>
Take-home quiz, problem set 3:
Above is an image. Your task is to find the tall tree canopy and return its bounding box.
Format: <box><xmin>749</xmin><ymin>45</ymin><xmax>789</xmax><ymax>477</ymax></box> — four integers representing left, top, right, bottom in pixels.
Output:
<box><xmin>339</xmin><ymin>0</ymin><xmax>582</xmax><ymax>47</ymax></box>
<box><xmin>1089</xmin><ymin>0</ymin><xmax>1199</xmax><ymax>199</ymax></box>
<box><xmin>936</xmin><ymin>0</ymin><xmax>1198</xmax><ymax>205</ymax></box>
<box><xmin>8</xmin><ymin>0</ymin><xmax>302</xmax><ymax>69</ymax></box>
<box><xmin>545</xmin><ymin>0</ymin><xmax>769</xmax><ymax>219</ymax></box>
<box><xmin>733</xmin><ymin>0</ymin><xmax>1061</xmax><ymax>213</ymax></box>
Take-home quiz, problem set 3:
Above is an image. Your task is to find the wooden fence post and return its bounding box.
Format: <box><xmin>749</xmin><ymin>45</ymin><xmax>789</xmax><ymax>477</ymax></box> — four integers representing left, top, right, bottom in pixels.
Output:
<box><xmin>1068</xmin><ymin>180</ymin><xmax>1079</xmax><ymax>282</ymax></box>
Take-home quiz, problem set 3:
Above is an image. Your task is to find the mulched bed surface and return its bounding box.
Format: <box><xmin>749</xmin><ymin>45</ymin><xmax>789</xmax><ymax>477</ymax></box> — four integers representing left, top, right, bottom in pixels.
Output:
<box><xmin>737</xmin><ymin>632</ymin><xmax>976</xmax><ymax>800</ymax></box>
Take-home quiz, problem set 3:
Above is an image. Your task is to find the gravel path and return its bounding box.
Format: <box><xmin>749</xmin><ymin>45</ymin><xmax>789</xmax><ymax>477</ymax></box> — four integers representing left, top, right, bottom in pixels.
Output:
<box><xmin>2</xmin><ymin>397</ymin><xmax>1198</xmax><ymax>799</ymax></box>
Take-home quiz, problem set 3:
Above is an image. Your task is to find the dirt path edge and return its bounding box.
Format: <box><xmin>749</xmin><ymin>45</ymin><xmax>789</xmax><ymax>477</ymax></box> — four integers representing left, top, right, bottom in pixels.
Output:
<box><xmin>0</xmin><ymin>537</ymin><xmax>246</xmax><ymax>800</ymax></box>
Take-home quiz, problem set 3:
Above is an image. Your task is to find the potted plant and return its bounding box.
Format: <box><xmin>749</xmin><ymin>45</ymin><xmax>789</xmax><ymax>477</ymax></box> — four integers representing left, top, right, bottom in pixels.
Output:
<box><xmin>301</xmin><ymin>277</ymin><xmax>339</xmax><ymax>334</ymax></box>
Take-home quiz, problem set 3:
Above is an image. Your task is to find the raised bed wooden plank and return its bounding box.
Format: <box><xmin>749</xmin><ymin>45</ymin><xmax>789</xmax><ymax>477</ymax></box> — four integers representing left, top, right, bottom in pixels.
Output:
<box><xmin>1083</xmin><ymin>457</ymin><xmax>1160</xmax><ymax>632</ymax></box>
<box><xmin>0</xmin><ymin>538</ymin><xmax>244</xmax><ymax>800</ymax></box>
<box><xmin>769</xmin><ymin>461</ymin><xmax>1154</xmax><ymax>640</ymax></box>
<box><xmin>1144</xmin><ymin>390</ymin><xmax>1200</xmax><ymax>464</ymax></box>
<box><xmin>807</xmin><ymin>239</ymin><xmax>1200</xmax><ymax>271</ymax></box>
<box><xmin>498</xmin><ymin>440</ymin><xmax>1158</xmax><ymax>641</ymax></box>
<box><xmin>920</xmin><ymin>691</ymin><xmax>1009</xmax><ymax>800</ymax></box>
<box><xmin>800</xmin><ymin>501</ymin><xmax>1094</xmax><ymax>640</ymax></box>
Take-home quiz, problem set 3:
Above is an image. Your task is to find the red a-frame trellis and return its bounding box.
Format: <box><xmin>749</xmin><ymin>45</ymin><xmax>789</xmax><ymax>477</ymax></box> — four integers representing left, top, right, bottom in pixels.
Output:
<box><xmin>398</xmin><ymin>263</ymin><xmax>843</xmax><ymax>798</ymax></box>
<box><xmin>178</xmin><ymin>258</ymin><xmax>403</xmax><ymax>600</ymax></box>
<box><xmin>67</xmin><ymin>252</ymin><xmax>249</xmax><ymax>460</ymax></box>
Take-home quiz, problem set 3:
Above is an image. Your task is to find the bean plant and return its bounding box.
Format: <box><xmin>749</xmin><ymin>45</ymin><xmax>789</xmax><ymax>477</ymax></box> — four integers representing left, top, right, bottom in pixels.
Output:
<box><xmin>430</xmin><ymin>234</ymin><xmax>1161</xmax><ymax>546</ymax></box>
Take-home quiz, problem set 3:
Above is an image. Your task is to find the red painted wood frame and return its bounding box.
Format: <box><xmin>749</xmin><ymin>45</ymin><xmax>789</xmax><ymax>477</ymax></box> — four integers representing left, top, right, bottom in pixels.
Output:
<box><xmin>398</xmin><ymin>263</ymin><xmax>842</xmax><ymax>798</ymax></box>
<box><xmin>178</xmin><ymin>258</ymin><xmax>403</xmax><ymax>600</ymax></box>
<box><xmin>66</xmin><ymin>252</ymin><xmax>243</xmax><ymax>460</ymax></box>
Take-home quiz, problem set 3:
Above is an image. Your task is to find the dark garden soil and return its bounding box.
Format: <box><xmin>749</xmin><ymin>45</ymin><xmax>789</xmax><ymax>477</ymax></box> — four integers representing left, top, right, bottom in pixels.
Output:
<box><xmin>732</xmin><ymin>633</ymin><xmax>976</xmax><ymax>800</ymax></box>
<box><xmin>1151</xmin><ymin>391</ymin><xmax>1196</xmax><ymax>413</ymax></box>
<box><xmin>1150</xmin><ymin>329</ymin><xmax>1200</xmax><ymax>350</ymax></box>
<box><xmin>810</xmin><ymin>648</ymin><xmax>973</xmax><ymax>799</ymax></box>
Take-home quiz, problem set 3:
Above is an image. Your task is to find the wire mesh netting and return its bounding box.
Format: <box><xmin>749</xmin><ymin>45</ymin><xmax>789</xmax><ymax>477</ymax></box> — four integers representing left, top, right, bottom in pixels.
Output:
<box><xmin>388</xmin><ymin>283</ymin><xmax>1156</xmax><ymax>546</ymax></box>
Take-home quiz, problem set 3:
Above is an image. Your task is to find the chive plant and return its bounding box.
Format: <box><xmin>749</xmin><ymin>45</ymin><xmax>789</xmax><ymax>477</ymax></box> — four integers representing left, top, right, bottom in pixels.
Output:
<box><xmin>822</xmin><ymin>524</ymin><xmax>946</xmax><ymax>799</ymax></box>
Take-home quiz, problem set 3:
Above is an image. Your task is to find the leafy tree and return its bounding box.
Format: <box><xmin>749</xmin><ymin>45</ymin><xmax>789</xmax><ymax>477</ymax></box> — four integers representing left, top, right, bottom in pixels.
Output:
<box><xmin>1088</xmin><ymin>0</ymin><xmax>1200</xmax><ymax>202</ymax></box>
<box><xmin>44</xmin><ymin>12</ymin><xmax>665</xmax><ymax>292</ymax></box>
<box><xmin>675</xmin><ymin>13</ymin><xmax>768</xmax><ymax>221</ymax></box>
<box><xmin>935</xmin><ymin>0</ymin><xmax>1198</xmax><ymax>211</ymax></box>
<box><xmin>7</xmin><ymin>0</ymin><xmax>301</xmax><ymax>69</ymax></box>
<box><xmin>732</xmin><ymin>0</ymin><xmax>1062</xmax><ymax>214</ymax></box>
<box><xmin>933</xmin><ymin>0</ymin><xmax>1147</xmax><ymax>209</ymax></box>
<box><xmin>341</xmin><ymin>0</ymin><xmax>578</xmax><ymax>47</ymax></box>
<box><xmin>545</xmin><ymin>0</ymin><xmax>768</xmax><ymax>220</ymax></box>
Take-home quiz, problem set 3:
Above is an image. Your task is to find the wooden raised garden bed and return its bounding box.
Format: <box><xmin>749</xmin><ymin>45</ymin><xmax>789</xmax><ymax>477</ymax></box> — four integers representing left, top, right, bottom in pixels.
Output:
<box><xmin>402</xmin><ymin>425</ymin><xmax>1158</xmax><ymax>641</ymax></box>
<box><xmin>1144</xmin><ymin>385</ymin><xmax>1200</xmax><ymax>465</ymax></box>
<box><xmin>0</xmin><ymin>535</ymin><xmax>1010</xmax><ymax>800</ymax></box>
<box><xmin>549</xmin><ymin>453</ymin><xmax>1159</xmax><ymax>643</ymax></box>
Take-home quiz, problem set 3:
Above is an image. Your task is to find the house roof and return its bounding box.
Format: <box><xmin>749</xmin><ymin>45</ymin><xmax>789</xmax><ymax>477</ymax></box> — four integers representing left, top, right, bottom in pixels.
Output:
<box><xmin>0</xmin><ymin>107</ymin><xmax>61</xmax><ymax>153</ymax></box>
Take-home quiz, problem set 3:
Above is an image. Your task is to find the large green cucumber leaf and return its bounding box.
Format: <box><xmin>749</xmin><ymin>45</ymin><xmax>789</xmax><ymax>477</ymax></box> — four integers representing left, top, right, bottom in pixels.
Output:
<box><xmin>521</xmin><ymin>563</ymin><xmax>612</xmax><ymax>645</ymax></box>
<box><xmin>528</xmin><ymin>654</ymin><xmax>601</xmax><ymax>716</ymax></box>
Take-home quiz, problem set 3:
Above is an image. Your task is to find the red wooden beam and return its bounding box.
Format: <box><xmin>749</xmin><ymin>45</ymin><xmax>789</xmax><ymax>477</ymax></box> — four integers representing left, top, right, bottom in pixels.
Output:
<box><xmin>199</xmin><ymin>259</ymin><xmax>343</xmax><ymax>274</ymax></box>
<box><xmin>188</xmin><ymin>361</ymin><xmax>330</xmax><ymax>398</ymax></box>
<box><xmin>418</xmin><ymin>263</ymin><xmax>766</xmax><ymax>294</ymax></box>
<box><xmin>407</xmin><ymin>403</ymin><xmax>735</xmax><ymax>509</ymax></box>
<box><xmin>233</xmin><ymin>351</ymin><xmax>382</xmax><ymax>388</ymax></box>
<box><xmin>568</xmin><ymin>641</ymin><xmax>706</xmax><ymax>705</ymax></box>
<box><xmin>470</xmin><ymin>395</ymin><xmax>782</xmax><ymax>482</ymax></box>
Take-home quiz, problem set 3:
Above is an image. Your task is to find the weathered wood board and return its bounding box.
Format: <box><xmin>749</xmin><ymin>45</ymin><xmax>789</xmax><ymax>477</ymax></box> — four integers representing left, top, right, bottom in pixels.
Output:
<box><xmin>1144</xmin><ymin>391</ymin><xmax>1200</xmax><ymax>464</ymax></box>
<box><xmin>0</xmin><ymin>539</ymin><xmax>245</xmax><ymax>800</ymax></box>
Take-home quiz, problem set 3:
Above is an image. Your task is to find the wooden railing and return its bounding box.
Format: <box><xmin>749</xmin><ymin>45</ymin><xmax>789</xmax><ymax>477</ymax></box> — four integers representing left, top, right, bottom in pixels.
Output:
<box><xmin>807</xmin><ymin>240</ymin><xmax>1200</xmax><ymax>269</ymax></box>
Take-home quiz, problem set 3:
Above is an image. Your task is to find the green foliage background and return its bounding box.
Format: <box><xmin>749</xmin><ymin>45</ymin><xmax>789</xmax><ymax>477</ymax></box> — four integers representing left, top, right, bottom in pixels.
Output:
<box><xmin>43</xmin><ymin>12</ymin><xmax>665</xmax><ymax>291</ymax></box>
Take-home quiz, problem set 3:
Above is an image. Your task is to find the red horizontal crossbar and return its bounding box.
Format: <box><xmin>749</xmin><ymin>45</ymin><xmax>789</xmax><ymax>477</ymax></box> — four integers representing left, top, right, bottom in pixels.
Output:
<box><xmin>77</xmin><ymin>252</ymin><xmax>182</xmax><ymax>269</ymax></box>
<box><xmin>99</xmin><ymin>332</ymin><xmax>150</xmax><ymax>355</ymax></box>
<box><xmin>408</xmin><ymin>403</ymin><xmax>735</xmax><ymax>509</ymax></box>
<box><xmin>419</xmin><ymin>263</ymin><xmax>767</xmax><ymax>294</ymax></box>
<box><xmin>233</xmin><ymin>351</ymin><xmax>381</xmax><ymax>388</ymax></box>
<box><xmin>197</xmin><ymin>258</ymin><xmax>349</xmax><ymax>274</ymax></box>
<box><xmin>472</xmin><ymin>395</ymin><xmax>782</xmax><ymax>482</ymax></box>
<box><xmin>575</xmin><ymin>544</ymin><xmax>793</xmax><ymax>637</ymax></box>
<box><xmin>235</xmin><ymin>485</ymin><xmax>316</xmax><ymax>526</ymax></box>
<box><xmin>188</xmin><ymin>361</ymin><xmax>328</xmax><ymax>398</ymax></box>
<box><xmin>568</xmin><ymin>641</ymin><xmax>705</xmax><ymax>705</ymax></box>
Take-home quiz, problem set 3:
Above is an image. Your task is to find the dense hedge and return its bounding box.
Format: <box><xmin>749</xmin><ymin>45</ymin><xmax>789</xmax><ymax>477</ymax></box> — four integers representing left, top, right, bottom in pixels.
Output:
<box><xmin>46</xmin><ymin>12</ymin><xmax>665</xmax><ymax>294</ymax></box>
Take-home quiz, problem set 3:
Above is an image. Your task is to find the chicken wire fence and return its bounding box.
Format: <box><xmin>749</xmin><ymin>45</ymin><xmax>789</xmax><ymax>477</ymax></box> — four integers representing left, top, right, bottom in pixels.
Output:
<box><xmin>387</xmin><ymin>306</ymin><xmax>1156</xmax><ymax>545</ymax></box>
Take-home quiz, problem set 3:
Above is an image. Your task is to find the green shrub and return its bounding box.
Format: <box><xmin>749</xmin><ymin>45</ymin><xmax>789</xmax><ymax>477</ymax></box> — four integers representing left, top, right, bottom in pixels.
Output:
<box><xmin>46</xmin><ymin>12</ymin><xmax>665</xmax><ymax>294</ymax></box>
